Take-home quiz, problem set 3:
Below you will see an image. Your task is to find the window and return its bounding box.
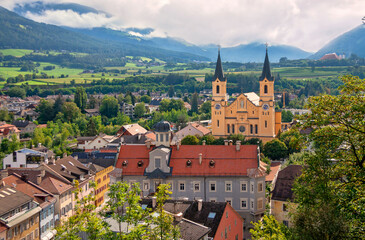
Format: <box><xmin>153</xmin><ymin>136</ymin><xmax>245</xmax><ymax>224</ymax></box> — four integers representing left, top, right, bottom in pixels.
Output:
<box><xmin>209</xmin><ymin>181</ymin><xmax>216</xmax><ymax>192</ymax></box>
<box><xmin>166</xmin><ymin>134</ymin><xmax>169</xmax><ymax>142</ymax></box>
<box><xmin>225</xmin><ymin>181</ymin><xmax>232</xmax><ymax>192</ymax></box>
<box><xmin>264</xmin><ymin>85</ymin><xmax>268</xmax><ymax>94</ymax></box>
<box><xmin>265</xmin><ymin>120</ymin><xmax>268</xmax><ymax>128</ymax></box>
<box><xmin>232</xmin><ymin>124</ymin><xmax>235</xmax><ymax>133</ymax></box>
<box><xmin>143</xmin><ymin>181</ymin><xmax>150</xmax><ymax>191</ymax></box>
<box><xmin>225</xmin><ymin>228</ymin><xmax>228</xmax><ymax>239</ymax></box>
<box><xmin>156</xmin><ymin>134</ymin><xmax>158</xmax><ymax>141</ymax></box>
<box><xmin>194</xmin><ymin>182</ymin><xmax>200</xmax><ymax>192</ymax></box>
<box><xmin>166</xmin><ymin>181</ymin><xmax>173</xmax><ymax>191</ymax></box>
<box><xmin>236</xmin><ymin>234</ymin><xmax>239</xmax><ymax>240</ymax></box>
<box><xmin>240</xmin><ymin>198</ymin><xmax>248</xmax><ymax>209</ymax></box>
<box><xmin>160</xmin><ymin>134</ymin><xmax>163</xmax><ymax>142</ymax></box>
<box><xmin>179</xmin><ymin>182</ymin><xmax>185</xmax><ymax>191</ymax></box>
<box><xmin>250</xmin><ymin>199</ymin><xmax>254</xmax><ymax>210</ymax></box>
<box><xmin>225</xmin><ymin>198</ymin><xmax>232</xmax><ymax>205</ymax></box>
<box><xmin>283</xmin><ymin>203</ymin><xmax>287</xmax><ymax>212</ymax></box>
<box><xmin>216</xmin><ymin>85</ymin><xmax>220</xmax><ymax>94</ymax></box>
<box><xmin>255</xmin><ymin>124</ymin><xmax>258</xmax><ymax>134</ymax></box>
<box><xmin>208</xmin><ymin>212</ymin><xmax>216</xmax><ymax>219</ymax></box>
<box><xmin>210</xmin><ymin>198</ymin><xmax>217</xmax><ymax>202</ymax></box>
<box><xmin>257</xmin><ymin>198</ymin><xmax>264</xmax><ymax>209</ymax></box>
<box><xmin>250</xmin><ymin>124</ymin><xmax>253</xmax><ymax>134</ymax></box>
<box><xmin>258</xmin><ymin>181</ymin><xmax>264</xmax><ymax>192</ymax></box>
<box><xmin>227</xmin><ymin>124</ymin><xmax>230</xmax><ymax>133</ymax></box>
<box><xmin>240</xmin><ymin>100</ymin><xmax>244</xmax><ymax>108</ymax></box>
<box><xmin>226</xmin><ymin>211</ymin><xmax>228</xmax><ymax>218</ymax></box>
<box><xmin>251</xmin><ymin>183</ymin><xmax>254</xmax><ymax>193</ymax></box>
<box><xmin>240</xmin><ymin>181</ymin><xmax>247</xmax><ymax>192</ymax></box>
<box><xmin>155</xmin><ymin>158</ymin><xmax>161</xmax><ymax>168</ymax></box>
<box><xmin>283</xmin><ymin>220</ymin><xmax>289</xmax><ymax>227</ymax></box>
<box><xmin>217</xmin><ymin>120</ymin><xmax>219</xmax><ymax>127</ymax></box>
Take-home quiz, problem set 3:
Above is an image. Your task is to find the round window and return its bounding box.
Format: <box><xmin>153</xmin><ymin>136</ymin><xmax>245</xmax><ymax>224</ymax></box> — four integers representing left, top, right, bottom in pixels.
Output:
<box><xmin>239</xmin><ymin>126</ymin><xmax>245</xmax><ymax>133</ymax></box>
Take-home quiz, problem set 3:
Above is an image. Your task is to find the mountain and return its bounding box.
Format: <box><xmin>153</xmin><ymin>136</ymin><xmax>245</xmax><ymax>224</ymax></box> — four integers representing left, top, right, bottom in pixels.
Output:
<box><xmin>0</xmin><ymin>6</ymin><xmax>208</xmax><ymax>62</ymax></box>
<box><xmin>311</xmin><ymin>24</ymin><xmax>365</xmax><ymax>59</ymax></box>
<box><xmin>13</xmin><ymin>1</ymin><xmax>111</xmax><ymax>17</ymax></box>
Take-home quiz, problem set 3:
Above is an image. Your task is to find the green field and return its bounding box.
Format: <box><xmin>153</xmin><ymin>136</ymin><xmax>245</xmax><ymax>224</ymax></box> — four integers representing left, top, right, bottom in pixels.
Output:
<box><xmin>0</xmin><ymin>49</ymin><xmax>33</xmax><ymax>57</ymax></box>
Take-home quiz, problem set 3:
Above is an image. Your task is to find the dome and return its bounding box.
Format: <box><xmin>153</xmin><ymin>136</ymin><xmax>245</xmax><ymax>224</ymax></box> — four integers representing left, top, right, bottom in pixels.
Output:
<box><xmin>154</xmin><ymin>121</ymin><xmax>172</xmax><ymax>132</ymax></box>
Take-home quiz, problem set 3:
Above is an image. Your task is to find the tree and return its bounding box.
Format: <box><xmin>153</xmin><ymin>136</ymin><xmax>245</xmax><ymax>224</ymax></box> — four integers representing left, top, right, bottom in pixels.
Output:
<box><xmin>181</xmin><ymin>135</ymin><xmax>199</xmax><ymax>145</ymax></box>
<box><xmin>88</xmin><ymin>95</ymin><xmax>98</xmax><ymax>109</ymax></box>
<box><xmin>199</xmin><ymin>134</ymin><xmax>215</xmax><ymax>145</ymax></box>
<box><xmin>112</xmin><ymin>112</ymin><xmax>131</xmax><ymax>126</ymax></box>
<box><xmin>281</xmin><ymin>110</ymin><xmax>294</xmax><ymax>122</ymax></box>
<box><xmin>36</xmin><ymin>99</ymin><xmax>55</xmax><ymax>123</ymax></box>
<box><xmin>263</xmin><ymin>139</ymin><xmax>288</xmax><ymax>160</ymax></box>
<box><xmin>7</xmin><ymin>87</ymin><xmax>26</xmax><ymax>98</ymax></box>
<box><xmin>199</xmin><ymin>101</ymin><xmax>211</xmax><ymax>114</ymax></box>
<box><xmin>279</xmin><ymin>129</ymin><xmax>305</xmax><ymax>154</ymax></box>
<box><xmin>61</xmin><ymin>102</ymin><xmax>81</xmax><ymax>123</ymax></box>
<box><xmin>140</xmin><ymin>95</ymin><xmax>151</xmax><ymax>104</ymax></box>
<box><xmin>294</xmin><ymin>75</ymin><xmax>365</xmax><ymax>238</ymax></box>
<box><xmin>134</xmin><ymin>103</ymin><xmax>146</xmax><ymax>118</ymax></box>
<box><xmin>53</xmin><ymin>95</ymin><xmax>64</xmax><ymax>116</ymax></box>
<box><xmin>190</xmin><ymin>92</ymin><xmax>199</xmax><ymax>113</ymax></box>
<box><xmin>100</xmin><ymin>96</ymin><xmax>119</xmax><ymax>118</ymax></box>
<box><xmin>86</xmin><ymin>118</ymin><xmax>98</xmax><ymax>136</ymax></box>
<box><xmin>168</xmin><ymin>86</ymin><xmax>175</xmax><ymax>97</ymax></box>
<box><xmin>250</xmin><ymin>215</ymin><xmax>291</xmax><ymax>240</ymax></box>
<box><xmin>74</xmin><ymin>87</ymin><xmax>87</xmax><ymax>111</ymax></box>
<box><xmin>228</xmin><ymin>134</ymin><xmax>245</xmax><ymax>144</ymax></box>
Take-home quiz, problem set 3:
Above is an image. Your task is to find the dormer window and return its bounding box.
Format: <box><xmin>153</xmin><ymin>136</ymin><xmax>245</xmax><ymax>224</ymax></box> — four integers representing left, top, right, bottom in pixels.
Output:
<box><xmin>186</xmin><ymin>160</ymin><xmax>192</xmax><ymax>167</ymax></box>
<box><xmin>122</xmin><ymin>160</ymin><xmax>128</xmax><ymax>167</ymax></box>
<box><xmin>209</xmin><ymin>160</ymin><xmax>215</xmax><ymax>168</ymax></box>
<box><xmin>137</xmin><ymin>160</ymin><xmax>144</xmax><ymax>167</ymax></box>
<box><xmin>155</xmin><ymin>158</ymin><xmax>161</xmax><ymax>168</ymax></box>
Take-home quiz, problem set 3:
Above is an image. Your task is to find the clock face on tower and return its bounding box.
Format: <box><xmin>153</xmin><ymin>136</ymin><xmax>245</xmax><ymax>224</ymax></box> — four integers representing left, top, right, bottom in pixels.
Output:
<box><xmin>215</xmin><ymin>104</ymin><xmax>221</xmax><ymax>110</ymax></box>
<box><xmin>262</xmin><ymin>104</ymin><xmax>269</xmax><ymax>111</ymax></box>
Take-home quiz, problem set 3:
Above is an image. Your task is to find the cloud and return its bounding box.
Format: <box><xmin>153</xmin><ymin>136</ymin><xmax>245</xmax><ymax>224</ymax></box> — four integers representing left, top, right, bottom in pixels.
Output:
<box><xmin>2</xmin><ymin>0</ymin><xmax>364</xmax><ymax>51</ymax></box>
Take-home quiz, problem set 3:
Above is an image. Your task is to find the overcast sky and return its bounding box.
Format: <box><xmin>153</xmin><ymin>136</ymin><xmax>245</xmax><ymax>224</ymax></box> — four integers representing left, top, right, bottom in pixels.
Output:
<box><xmin>1</xmin><ymin>0</ymin><xmax>364</xmax><ymax>52</ymax></box>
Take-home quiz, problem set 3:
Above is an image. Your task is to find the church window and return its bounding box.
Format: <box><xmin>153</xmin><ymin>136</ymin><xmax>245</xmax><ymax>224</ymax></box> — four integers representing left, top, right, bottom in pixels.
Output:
<box><xmin>255</xmin><ymin>125</ymin><xmax>258</xmax><ymax>134</ymax></box>
<box><xmin>264</xmin><ymin>85</ymin><xmax>268</xmax><ymax>94</ymax></box>
<box><xmin>240</xmin><ymin>100</ymin><xmax>244</xmax><ymax>108</ymax></box>
<box><xmin>217</xmin><ymin>120</ymin><xmax>220</xmax><ymax>127</ymax></box>
<box><xmin>265</xmin><ymin>121</ymin><xmax>268</xmax><ymax>128</ymax></box>
<box><xmin>232</xmin><ymin>124</ymin><xmax>235</xmax><ymax>133</ymax></box>
<box><xmin>250</xmin><ymin>125</ymin><xmax>253</xmax><ymax>134</ymax></box>
<box><xmin>216</xmin><ymin>85</ymin><xmax>220</xmax><ymax>94</ymax></box>
<box><xmin>227</xmin><ymin>124</ymin><xmax>230</xmax><ymax>133</ymax></box>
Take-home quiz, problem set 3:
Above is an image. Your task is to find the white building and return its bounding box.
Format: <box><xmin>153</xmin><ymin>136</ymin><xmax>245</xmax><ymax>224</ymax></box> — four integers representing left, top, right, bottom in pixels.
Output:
<box><xmin>3</xmin><ymin>148</ymin><xmax>48</xmax><ymax>169</ymax></box>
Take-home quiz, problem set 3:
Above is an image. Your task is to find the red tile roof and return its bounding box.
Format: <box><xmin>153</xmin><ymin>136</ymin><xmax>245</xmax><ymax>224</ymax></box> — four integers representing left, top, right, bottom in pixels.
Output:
<box><xmin>117</xmin><ymin>145</ymin><xmax>259</xmax><ymax>176</ymax></box>
<box><xmin>190</xmin><ymin>123</ymin><xmax>211</xmax><ymax>136</ymax></box>
<box><xmin>266</xmin><ymin>162</ymin><xmax>281</xmax><ymax>182</ymax></box>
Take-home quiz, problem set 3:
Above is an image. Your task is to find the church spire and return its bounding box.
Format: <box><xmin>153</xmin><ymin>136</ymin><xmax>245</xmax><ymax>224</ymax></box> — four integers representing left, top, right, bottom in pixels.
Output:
<box><xmin>213</xmin><ymin>47</ymin><xmax>225</xmax><ymax>81</ymax></box>
<box><xmin>260</xmin><ymin>45</ymin><xmax>274</xmax><ymax>81</ymax></box>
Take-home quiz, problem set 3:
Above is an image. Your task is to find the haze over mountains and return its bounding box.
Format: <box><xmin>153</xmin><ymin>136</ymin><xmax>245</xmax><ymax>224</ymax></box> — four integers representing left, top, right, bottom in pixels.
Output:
<box><xmin>1</xmin><ymin>1</ymin><xmax>364</xmax><ymax>62</ymax></box>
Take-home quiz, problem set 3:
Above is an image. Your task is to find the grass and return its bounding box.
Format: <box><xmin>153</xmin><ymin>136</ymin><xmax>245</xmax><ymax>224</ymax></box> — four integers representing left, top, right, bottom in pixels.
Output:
<box><xmin>0</xmin><ymin>49</ymin><xmax>33</xmax><ymax>57</ymax></box>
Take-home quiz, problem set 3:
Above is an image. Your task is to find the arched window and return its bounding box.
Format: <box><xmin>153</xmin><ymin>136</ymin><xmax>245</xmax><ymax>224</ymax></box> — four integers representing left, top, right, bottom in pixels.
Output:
<box><xmin>216</xmin><ymin>85</ymin><xmax>220</xmax><ymax>94</ymax></box>
<box><xmin>240</xmin><ymin>100</ymin><xmax>244</xmax><ymax>108</ymax></box>
<box><xmin>232</xmin><ymin>124</ymin><xmax>235</xmax><ymax>133</ymax></box>
<box><xmin>227</xmin><ymin>124</ymin><xmax>230</xmax><ymax>133</ymax></box>
<box><xmin>264</xmin><ymin>85</ymin><xmax>268</xmax><ymax>94</ymax></box>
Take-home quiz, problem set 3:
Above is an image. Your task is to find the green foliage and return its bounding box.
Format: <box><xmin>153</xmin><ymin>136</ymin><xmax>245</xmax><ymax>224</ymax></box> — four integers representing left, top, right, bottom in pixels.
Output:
<box><xmin>199</xmin><ymin>134</ymin><xmax>215</xmax><ymax>145</ymax></box>
<box><xmin>100</xmin><ymin>96</ymin><xmax>119</xmax><ymax>118</ymax></box>
<box><xmin>7</xmin><ymin>86</ymin><xmax>26</xmax><ymax>98</ymax></box>
<box><xmin>36</xmin><ymin>99</ymin><xmax>55</xmax><ymax>123</ymax></box>
<box><xmin>250</xmin><ymin>215</ymin><xmax>291</xmax><ymax>240</ymax></box>
<box><xmin>0</xmin><ymin>109</ymin><xmax>13</xmax><ymax>122</ymax></box>
<box><xmin>86</xmin><ymin>118</ymin><xmax>98</xmax><ymax>136</ymax></box>
<box><xmin>190</xmin><ymin>92</ymin><xmax>199</xmax><ymax>114</ymax></box>
<box><xmin>0</xmin><ymin>136</ymin><xmax>21</xmax><ymax>154</ymax></box>
<box><xmin>140</xmin><ymin>95</ymin><xmax>151</xmax><ymax>104</ymax></box>
<box><xmin>134</xmin><ymin>103</ymin><xmax>146</xmax><ymax>118</ymax></box>
<box><xmin>61</xmin><ymin>102</ymin><xmax>81</xmax><ymax>123</ymax></box>
<box><xmin>278</xmin><ymin>129</ymin><xmax>305</xmax><ymax>154</ymax></box>
<box><xmin>74</xmin><ymin>87</ymin><xmax>87</xmax><ymax>111</ymax></box>
<box><xmin>263</xmin><ymin>139</ymin><xmax>288</xmax><ymax>160</ymax></box>
<box><xmin>181</xmin><ymin>135</ymin><xmax>199</xmax><ymax>145</ymax></box>
<box><xmin>199</xmin><ymin>101</ymin><xmax>211</xmax><ymax>114</ymax></box>
<box><xmin>159</xmin><ymin>99</ymin><xmax>184</xmax><ymax>112</ymax></box>
<box><xmin>227</xmin><ymin>134</ymin><xmax>246</xmax><ymax>144</ymax></box>
<box><xmin>281</xmin><ymin>110</ymin><xmax>294</xmax><ymax>122</ymax></box>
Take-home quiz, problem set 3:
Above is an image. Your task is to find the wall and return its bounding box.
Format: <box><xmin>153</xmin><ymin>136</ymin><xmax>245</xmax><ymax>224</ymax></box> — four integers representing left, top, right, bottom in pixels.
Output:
<box><xmin>10</xmin><ymin>214</ymin><xmax>40</xmax><ymax>240</ymax></box>
<box><xmin>215</xmin><ymin>204</ymin><xmax>244</xmax><ymax>240</ymax></box>
<box><xmin>95</xmin><ymin>166</ymin><xmax>113</xmax><ymax>206</ymax></box>
<box><xmin>271</xmin><ymin>200</ymin><xmax>297</xmax><ymax>227</ymax></box>
<box><xmin>40</xmin><ymin>203</ymin><xmax>55</xmax><ymax>239</ymax></box>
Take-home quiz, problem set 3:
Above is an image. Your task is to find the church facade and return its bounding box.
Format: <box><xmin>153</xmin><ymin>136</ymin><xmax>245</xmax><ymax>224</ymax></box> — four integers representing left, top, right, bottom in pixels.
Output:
<box><xmin>211</xmin><ymin>49</ymin><xmax>281</xmax><ymax>142</ymax></box>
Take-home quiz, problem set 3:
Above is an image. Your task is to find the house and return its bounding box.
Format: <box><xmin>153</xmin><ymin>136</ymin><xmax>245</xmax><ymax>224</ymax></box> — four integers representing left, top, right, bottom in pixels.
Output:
<box><xmin>120</xmin><ymin>103</ymin><xmax>134</xmax><ymax>118</ymax></box>
<box><xmin>271</xmin><ymin>165</ymin><xmax>303</xmax><ymax>227</ymax></box>
<box><xmin>2</xmin><ymin>173</ymin><xmax>57</xmax><ymax>240</ymax></box>
<box><xmin>84</xmin><ymin>109</ymin><xmax>100</xmax><ymax>117</ymax></box>
<box><xmin>174</xmin><ymin>122</ymin><xmax>211</xmax><ymax>141</ymax></box>
<box><xmin>31</xmin><ymin>144</ymin><xmax>55</xmax><ymax>162</ymax></box>
<box><xmin>116</xmin><ymin>121</ymin><xmax>267</xmax><ymax>231</ymax></box>
<box><xmin>265</xmin><ymin>162</ymin><xmax>281</xmax><ymax>184</ymax></box>
<box><xmin>0</xmin><ymin>124</ymin><xmax>20</xmax><ymax>144</ymax></box>
<box><xmin>116</xmin><ymin>123</ymin><xmax>147</xmax><ymax>136</ymax></box>
<box><xmin>0</xmin><ymin>184</ymin><xmax>41</xmax><ymax>240</ymax></box>
<box><xmin>72</xmin><ymin>151</ymin><xmax>117</xmax><ymax>168</ymax></box>
<box><xmin>320</xmin><ymin>53</ymin><xmax>342</xmax><ymax>60</ymax></box>
<box><xmin>88</xmin><ymin>164</ymin><xmax>114</xmax><ymax>207</ymax></box>
<box><xmin>12</xmin><ymin>120</ymin><xmax>37</xmax><ymax>136</ymax></box>
<box><xmin>77</xmin><ymin>134</ymin><xmax>116</xmax><ymax>150</ymax></box>
<box><xmin>3</xmin><ymin>148</ymin><xmax>49</xmax><ymax>169</ymax></box>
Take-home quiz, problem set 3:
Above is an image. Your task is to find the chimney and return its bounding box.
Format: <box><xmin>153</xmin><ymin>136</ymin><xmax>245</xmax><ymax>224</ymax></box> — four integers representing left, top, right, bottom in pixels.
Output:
<box><xmin>74</xmin><ymin>155</ymin><xmax>78</xmax><ymax>161</ymax></box>
<box><xmin>146</xmin><ymin>140</ymin><xmax>151</xmax><ymax>149</ymax></box>
<box><xmin>199</xmin><ymin>153</ymin><xmax>202</xmax><ymax>165</ymax></box>
<box><xmin>228</xmin><ymin>140</ymin><xmax>233</xmax><ymax>146</ymax></box>
<box><xmin>36</xmin><ymin>174</ymin><xmax>42</xmax><ymax>185</ymax></box>
<box><xmin>175</xmin><ymin>212</ymin><xmax>183</xmax><ymax>222</ymax></box>
<box><xmin>236</xmin><ymin>140</ymin><xmax>241</xmax><ymax>151</ymax></box>
<box><xmin>202</xmin><ymin>140</ymin><xmax>206</xmax><ymax>146</ymax></box>
<box><xmin>41</xmin><ymin>169</ymin><xmax>45</xmax><ymax>177</ymax></box>
<box><xmin>38</xmin><ymin>143</ymin><xmax>41</xmax><ymax>148</ymax></box>
<box><xmin>177</xmin><ymin>140</ymin><xmax>180</xmax><ymax>151</ymax></box>
<box><xmin>197</xmin><ymin>199</ymin><xmax>203</xmax><ymax>211</ymax></box>
<box><xmin>63</xmin><ymin>152</ymin><xmax>67</xmax><ymax>158</ymax></box>
<box><xmin>138</xmin><ymin>134</ymin><xmax>141</xmax><ymax>140</ymax></box>
<box><xmin>224</xmin><ymin>140</ymin><xmax>229</xmax><ymax>146</ymax></box>
<box><xmin>152</xmin><ymin>196</ymin><xmax>157</xmax><ymax>208</ymax></box>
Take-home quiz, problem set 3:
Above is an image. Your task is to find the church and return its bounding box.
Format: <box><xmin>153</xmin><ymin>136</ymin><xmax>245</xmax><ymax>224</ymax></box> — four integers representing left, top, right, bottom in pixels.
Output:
<box><xmin>211</xmin><ymin>49</ymin><xmax>282</xmax><ymax>142</ymax></box>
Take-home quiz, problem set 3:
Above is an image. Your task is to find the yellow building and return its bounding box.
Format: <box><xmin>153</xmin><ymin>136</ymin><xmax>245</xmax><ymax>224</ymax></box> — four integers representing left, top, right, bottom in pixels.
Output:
<box><xmin>211</xmin><ymin>48</ymin><xmax>281</xmax><ymax>142</ymax></box>
<box><xmin>91</xmin><ymin>164</ymin><xmax>114</xmax><ymax>207</ymax></box>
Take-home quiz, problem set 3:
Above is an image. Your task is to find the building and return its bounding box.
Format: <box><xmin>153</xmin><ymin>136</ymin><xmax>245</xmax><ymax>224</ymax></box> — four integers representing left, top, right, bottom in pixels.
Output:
<box><xmin>116</xmin><ymin>121</ymin><xmax>267</xmax><ymax>229</ymax></box>
<box><xmin>72</xmin><ymin>151</ymin><xmax>117</xmax><ymax>169</ymax></box>
<box><xmin>174</xmin><ymin>122</ymin><xmax>211</xmax><ymax>142</ymax></box>
<box><xmin>11</xmin><ymin>120</ymin><xmax>37</xmax><ymax>136</ymax></box>
<box><xmin>0</xmin><ymin>184</ymin><xmax>41</xmax><ymax>240</ymax></box>
<box><xmin>120</xmin><ymin>103</ymin><xmax>134</xmax><ymax>118</ymax></box>
<box><xmin>88</xmin><ymin>164</ymin><xmax>113</xmax><ymax>207</ymax></box>
<box><xmin>3</xmin><ymin>148</ymin><xmax>49</xmax><ymax>169</ymax></box>
<box><xmin>319</xmin><ymin>53</ymin><xmax>343</xmax><ymax>60</ymax></box>
<box><xmin>271</xmin><ymin>165</ymin><xmax>302</xmax><ymax>227</ymax></box>
<box><xmin>211</xmin><ymin>49</ymin><xmax>281</xmax><ymax>142</ymax></box>
<box><xmin>77</xmin><ymin>134</ymin><xmax>116</xmax><ymax>150</ymax></box>
<box><xmin>84</xmin><ymin>109</ymin><xmax>100</xmax><ymax>117</ymax></box>
<box><xmin>2</xmin><ymin>173</ymin><xmax>57</xmax><ymax>240</ymax></box>
<box><xmin>116</xmin><ymin>123</ymin><xmax>147</xmax><ymax>136</ymax></box>
<box><xmin>0</xmin><ymin>124</ymin><xmax>20</xmax><ymax>144</ymax></box>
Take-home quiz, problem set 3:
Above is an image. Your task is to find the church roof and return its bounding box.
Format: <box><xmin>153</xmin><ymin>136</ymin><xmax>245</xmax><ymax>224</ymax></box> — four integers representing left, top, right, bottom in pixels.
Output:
<box><xmin>213</xmin><ymin>49</ymin><xmax>226</xmax><ymax>82</ymax></box>
<box><xmin>259</xmin><ymin>49</ymin><xmax>274</xmax><ymax>81</ymax></box>
<box><xmin>244</xmin><ymin>92</ymin><xmax>260</xmax><ymax>106</ymax></box>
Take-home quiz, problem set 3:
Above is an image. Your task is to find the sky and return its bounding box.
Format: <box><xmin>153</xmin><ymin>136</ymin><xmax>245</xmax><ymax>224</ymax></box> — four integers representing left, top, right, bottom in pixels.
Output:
<box><xmin>1</xmin><ymin>0</ymin><xmax>364</xmax><ymax>52</ymax></box>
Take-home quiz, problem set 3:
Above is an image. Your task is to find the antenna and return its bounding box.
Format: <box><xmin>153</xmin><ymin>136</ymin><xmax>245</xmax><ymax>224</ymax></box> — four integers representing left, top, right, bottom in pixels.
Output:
<box><xmin>218</xmin><ymin>44</ymin><xmax>221</xmax><ymax>52</ymax></box>
<box><xmin>265</xmin><ymin>42</ymin><xmax>269</xmax><ymax>50</ymax></box>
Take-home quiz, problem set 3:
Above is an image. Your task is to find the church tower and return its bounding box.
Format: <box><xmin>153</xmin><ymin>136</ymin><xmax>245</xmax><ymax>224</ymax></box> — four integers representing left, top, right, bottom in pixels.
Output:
<box><xmin>211</xmin><ymin>49</ymin><xmax>227</xmax><ymax>136</ymax></box>
<box><xmin>258</xmin><ymin>47</ymin><xmax>276</xmax><ymax>137</ymax></box>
